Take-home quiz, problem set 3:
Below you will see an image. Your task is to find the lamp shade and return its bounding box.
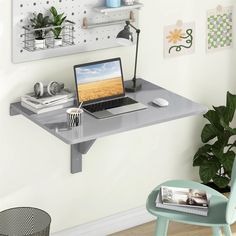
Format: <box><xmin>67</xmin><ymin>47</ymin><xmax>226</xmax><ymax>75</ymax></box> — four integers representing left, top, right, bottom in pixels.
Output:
<box><xmin>116</xmin><ymin>26</ymin><xmax>133</xmax><ymax>46</ymax></box>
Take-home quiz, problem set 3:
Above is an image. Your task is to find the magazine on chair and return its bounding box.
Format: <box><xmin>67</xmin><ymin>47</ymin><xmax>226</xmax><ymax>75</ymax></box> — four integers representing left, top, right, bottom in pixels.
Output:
<box><xmin>160</xmin><ymin>186</ymin><xmax>209</xmax><ymax>208</ymax></box>
<box><xmin>155</xmin><ymin>186</ymin><xmax>210</xmax><ymax>216</ymax></box>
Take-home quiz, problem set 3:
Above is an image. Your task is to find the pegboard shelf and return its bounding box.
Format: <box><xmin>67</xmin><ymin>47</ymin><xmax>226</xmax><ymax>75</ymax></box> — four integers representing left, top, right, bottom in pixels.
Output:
<box><xmin>12</xmin><ymin>0</ymin><xmax>143</xmax><ymax>63</ymax></box>
<box><xmin>94</xmin><ymin>2</ymin><xmax>143</xmax><ymax>14</ymax></box>
<box><xmin>82</xmin><ymin>11</ymin><xmax>135</xmax><ymax>29</ymax></box>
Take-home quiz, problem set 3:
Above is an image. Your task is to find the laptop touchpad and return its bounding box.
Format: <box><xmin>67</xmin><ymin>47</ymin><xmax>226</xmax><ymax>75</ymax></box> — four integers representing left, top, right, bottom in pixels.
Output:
<box><xmin>93</xmin><ymin>110</ymin><xmax>113</xmax><ymax>118</ymax></box>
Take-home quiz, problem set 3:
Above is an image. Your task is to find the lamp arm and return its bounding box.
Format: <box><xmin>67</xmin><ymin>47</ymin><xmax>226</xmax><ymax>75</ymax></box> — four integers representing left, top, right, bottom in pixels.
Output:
<box><xmin>125</xmin><ymin>21</ymin><xmax>141</xmax><ymax>85</ymax></box>
<box><xmin>125</xmin><ymin>21</ymin><xmax>140</xmax><ymax>33</ymax></box>
<box><xmin>133</xmin><ymin>29</ymin><xmax>140</xmax><ymax>83</ymax></box>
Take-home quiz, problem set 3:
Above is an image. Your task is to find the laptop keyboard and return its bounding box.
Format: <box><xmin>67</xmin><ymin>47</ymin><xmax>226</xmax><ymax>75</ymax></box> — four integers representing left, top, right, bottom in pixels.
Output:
<box><xmin>83</xmin><ymin>97</ymin><xmax>138</xmax><ymax>113</ymax></box>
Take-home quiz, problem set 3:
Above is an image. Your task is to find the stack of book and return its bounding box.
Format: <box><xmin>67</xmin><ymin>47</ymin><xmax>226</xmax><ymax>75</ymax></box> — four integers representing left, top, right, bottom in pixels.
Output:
<box><xmin>155</xmin><ymin>186</ymin><xmax>210</xmax><ymax>216</ymax></box>
<box><xmin>21</xmin><ymin>89</ymin><xmax>75</xmax><ymax>114</ymax></box>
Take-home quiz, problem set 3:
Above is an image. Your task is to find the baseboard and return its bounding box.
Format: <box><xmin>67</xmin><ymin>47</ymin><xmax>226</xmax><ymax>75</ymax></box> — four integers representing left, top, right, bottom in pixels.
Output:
<box><xmin>52</xmin><ymin>206</ymin><xmax>155</xmax><ymax>236</ymax></box>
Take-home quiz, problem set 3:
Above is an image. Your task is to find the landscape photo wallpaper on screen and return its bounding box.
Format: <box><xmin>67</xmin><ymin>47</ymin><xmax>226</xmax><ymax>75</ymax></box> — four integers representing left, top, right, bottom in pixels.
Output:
<box><xmin>76</xmin><ymin>60</ymin><xmax>124</xmax><ymax>102</ymax></box>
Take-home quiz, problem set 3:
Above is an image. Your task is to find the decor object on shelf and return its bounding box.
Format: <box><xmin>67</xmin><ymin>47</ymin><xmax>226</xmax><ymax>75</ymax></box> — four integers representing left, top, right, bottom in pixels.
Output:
<box><xmin>30</xmin><ymin>13</ymin><xmax>50</xmax><ymax>49</ymax></box>
<box><xmin>193</xmin><ymin>92</ymin><xmax>236</xmax><ymax>189</ymax></box>
<box><xmin>106</xmin><ymin>0</ymin><xmax>121</xmax><ymax>8</ymax></box>
<box><xmin>164</xmin><ymin>20</ymin><xmax>195</xmax><ymax>58</ymax></box>
<box><xmin>93</xmin><ymin>2</ymin><xmax>143</xmax><ymax>14</ymax></box>
<box><xmin>207</xmin><ymin>5</ymin><xmax>233</xmax><ymax>53</ymax></box>
<box><xmin>49</xmin><ymin>6</ymin><xmax>67</xmax><ymax>46</ymax></box>
<box><xmin>116</xmin><ymin>20</ymin><xmax>142</xmax><ymax>92</ymax></box>
<box><xmin>123</xmin><ymin>0</ymin><xmax>135</xmax><ymax>6</ymax></box>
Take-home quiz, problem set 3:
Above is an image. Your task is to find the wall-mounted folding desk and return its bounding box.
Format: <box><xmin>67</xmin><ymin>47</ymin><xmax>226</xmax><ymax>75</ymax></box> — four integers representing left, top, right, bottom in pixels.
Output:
<box><xmin>10</xmin><ymin>79</ymin><xmax>207</xmax><ymax>174</ymax></box>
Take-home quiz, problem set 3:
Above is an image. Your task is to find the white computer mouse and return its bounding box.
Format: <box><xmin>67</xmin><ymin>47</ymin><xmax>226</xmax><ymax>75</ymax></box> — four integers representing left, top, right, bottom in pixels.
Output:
<box><xmin>152</xmin><ymin>98</ymin><xmax>169</xmax><ymax>107</ymax></box>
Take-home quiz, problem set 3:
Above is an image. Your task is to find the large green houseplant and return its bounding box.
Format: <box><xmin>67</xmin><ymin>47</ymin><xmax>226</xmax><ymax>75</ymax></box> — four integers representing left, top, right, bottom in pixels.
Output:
<box><xmin>193</xmin><ymin>92</ymin><xmax>236</xmax><ymax>190</ymax></box>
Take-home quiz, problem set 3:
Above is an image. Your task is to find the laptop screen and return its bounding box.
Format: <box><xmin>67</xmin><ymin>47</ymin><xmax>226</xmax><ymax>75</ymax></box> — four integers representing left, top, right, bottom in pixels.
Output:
<box><xmin>74</xmin><ymin>58</ymin><xmax>125</xmax><ymax>104</ymax></box>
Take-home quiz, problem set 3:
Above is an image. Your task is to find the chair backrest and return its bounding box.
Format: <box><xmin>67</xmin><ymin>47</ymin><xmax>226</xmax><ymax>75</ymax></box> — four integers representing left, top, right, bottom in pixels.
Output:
<box><xmin>226</xmin><ymin>158</ymin><xmax>236</xmax><ymax>224</ymax></box>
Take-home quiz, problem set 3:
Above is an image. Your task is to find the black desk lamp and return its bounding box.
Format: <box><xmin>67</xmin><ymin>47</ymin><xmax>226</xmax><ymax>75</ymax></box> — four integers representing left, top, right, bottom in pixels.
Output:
<box><xmin>116</xmin><ymin>21</ymin><xmax>142</xmax><ymax>92</ymax></box>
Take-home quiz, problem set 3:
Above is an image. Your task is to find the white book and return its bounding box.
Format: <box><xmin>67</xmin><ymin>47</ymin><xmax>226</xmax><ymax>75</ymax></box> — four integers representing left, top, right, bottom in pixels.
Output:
<box><xmin>155</xmin><ymin>193</ymin><xmax>209</xmax><ymax>216</ymax></box>
<box><xmin>21</xmin><ymin>97</ymin><xmax>75</xmax><ymax>109</ymax></box>
<box><xmin>21</xmin><ymin>89</ymin><xmax>74</xmax><ymax>105</ymax></box>
<box><xmin>21</xmin><ymin>99</ymin><xmax>75</xmax><ymax>114</ymax></box>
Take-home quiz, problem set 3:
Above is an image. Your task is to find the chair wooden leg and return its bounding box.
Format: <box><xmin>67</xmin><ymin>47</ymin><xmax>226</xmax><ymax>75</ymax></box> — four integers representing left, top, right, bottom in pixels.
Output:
<box><xmin>155</xmin><ymin>217</ymin><xmax>169</xmax><ymax>236</ymax></box>
<box><xmin>223</xmin><ymin>225</ymin><xmax>232</xmax><ymax>236</ymax></box>
<box><xmin>212</xmin><ymin>226</ymin><xmax>222</xmax><ymax>236</ymax></box>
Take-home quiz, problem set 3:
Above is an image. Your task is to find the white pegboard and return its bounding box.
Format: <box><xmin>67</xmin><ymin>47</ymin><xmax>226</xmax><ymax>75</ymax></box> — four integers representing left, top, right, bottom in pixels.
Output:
<box><xmin>12</xmin><ymin>0</ymin><xmax>141</xmax><ymax>63</ymax></box>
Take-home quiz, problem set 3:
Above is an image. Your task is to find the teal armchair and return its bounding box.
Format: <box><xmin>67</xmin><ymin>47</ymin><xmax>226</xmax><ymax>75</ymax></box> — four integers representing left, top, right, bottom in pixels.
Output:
<box><xmin>146</xmin><ymin>160</ymin><xmax>236</xmax><ymax>236</ymax></box>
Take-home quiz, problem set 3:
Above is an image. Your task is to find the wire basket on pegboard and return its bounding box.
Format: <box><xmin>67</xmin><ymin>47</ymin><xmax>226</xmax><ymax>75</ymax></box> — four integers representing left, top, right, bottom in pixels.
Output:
<box><xmin>22</xmin><ymin>20</ymin><xmax>75</xmax><ymax>52</ymax></box>
<box><xmin>0</xmin><ymin>207</ymin><xmax>51</xmax><ymax>236</ymax></box>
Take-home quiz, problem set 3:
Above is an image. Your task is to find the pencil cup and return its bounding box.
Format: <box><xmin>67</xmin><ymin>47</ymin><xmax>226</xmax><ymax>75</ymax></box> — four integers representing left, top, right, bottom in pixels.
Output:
<box><xmin>66</xmin><ymin>108</ymin><xmax>83</xmax><ymax>127</ymax></box>
<box><xmin>106</xmin><ymin>0</ymin><xmax>121</xmax><ymax>8</ymax></box>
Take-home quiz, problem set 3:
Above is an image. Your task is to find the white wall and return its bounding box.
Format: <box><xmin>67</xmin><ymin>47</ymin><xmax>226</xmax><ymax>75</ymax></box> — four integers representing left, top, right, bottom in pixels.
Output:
<box><xmin>0</xmin><ymin>0</ymin><xmax>236</xmax><ymax>233</ymax></box>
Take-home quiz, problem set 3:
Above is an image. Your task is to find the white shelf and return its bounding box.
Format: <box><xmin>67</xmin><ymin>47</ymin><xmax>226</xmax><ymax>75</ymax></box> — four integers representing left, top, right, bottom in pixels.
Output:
<box><xmin>94</xmin><ymin>2</ymin><xmax>143</xmax><ymax>14</ymax></box>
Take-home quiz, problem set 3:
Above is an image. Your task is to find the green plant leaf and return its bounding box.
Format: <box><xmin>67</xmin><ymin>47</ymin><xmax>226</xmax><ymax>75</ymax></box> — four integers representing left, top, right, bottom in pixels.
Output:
<box><xmin>203</xmin><ymin>110</ymin><xmax>223</xmax><ymax>131</ymax></box>
<box><xmin>226</xmin><ymin>91</ymin><xmax>236</xmax><ymax>122</ymax></box>
<box><xmin>201</xmin><ymin>124</ymin><xmax>218</xmax><ymax>143</ymax></box>
<box><xmin>193</xmin><ymin>144</ymin><xmax>212</xmax><ymax>166</ymax></box>
<box><xmin>212</xmin><ymin>147</ymin><xmax>223</xmax><ymax>162</ymax></box>
<box><xmin>212</xmin><ymin>140</ymin><xmax>224</xmax><ymax>150</ymax></box>
<box><xmin>221</xmin><ymin>151</ymin><xmax>235</xmax><ymax>173</ymax></box>
<box><xmin>225</xmin><ymin>127</ymin><xmax>236</xmax><ymax>136</ymax></box>
<box><xmin>213</xmin><ymin>106</ymin><xmax>230</xmax><ymax>127</ymax></box>
<box><xmin>43</xmin><ymin>16</ymin><xmax>50</xmax><ymax>26</ymax></box>
<box><xmin>37</xmin><ymin>13</ymin><xmax>43</xmax><ymax>24</ymax></box>
<box><xmin>50</xmin><ymin>6</ymin><xmax>58</xmax><ymax>17</ymax></box>
<box><xmin>199</xmin><ymin>159</ymin><xmax>221</xmax><ymax>183</ymax></box>
<box><xmin>212</xmin><ymin>175</ymin><xmax>230</xmax><ymax>188</ymax></box>
<box><xmin>193</xmin><ymin>154</ymin><xmax>208</xmax><ymax>166</ymax></box>
<box><xmin>59</xmin><ymin>16</ymin><xmax>66</xmax><ymax>25</ymax></box>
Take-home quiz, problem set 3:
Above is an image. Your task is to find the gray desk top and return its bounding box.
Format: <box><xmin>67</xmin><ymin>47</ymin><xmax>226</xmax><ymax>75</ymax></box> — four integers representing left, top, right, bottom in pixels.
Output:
<box><xmin>10</xmin><ymin>79</ymin><xmax>208</xmax><ymax>145</ymax></box>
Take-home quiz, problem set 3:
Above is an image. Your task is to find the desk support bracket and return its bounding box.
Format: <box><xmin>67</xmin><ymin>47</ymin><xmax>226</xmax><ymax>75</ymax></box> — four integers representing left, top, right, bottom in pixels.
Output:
<box><xmin>10</xmin><ymin>105</ymin><xmax>21</xmax><ymax>116</ymax></box>
<box><xmin>71</xmin><ymin>139</ymin><xmax>96</xmax><ymax>174</ymax></box>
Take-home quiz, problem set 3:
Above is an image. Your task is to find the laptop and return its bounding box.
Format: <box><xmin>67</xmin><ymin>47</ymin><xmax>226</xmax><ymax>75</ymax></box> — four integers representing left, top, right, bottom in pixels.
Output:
<box><xmin>74</xmin><ymin>58</ymin><xmax>147</xmax><ymax>119</ymax></box>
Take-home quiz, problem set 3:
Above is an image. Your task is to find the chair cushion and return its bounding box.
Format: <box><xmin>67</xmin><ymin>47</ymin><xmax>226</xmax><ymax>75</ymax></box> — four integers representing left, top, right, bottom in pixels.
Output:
<box><xmin>146</xmin><ymin>180</ymin><xmax>228</xmax><ymax>226</ymax></box>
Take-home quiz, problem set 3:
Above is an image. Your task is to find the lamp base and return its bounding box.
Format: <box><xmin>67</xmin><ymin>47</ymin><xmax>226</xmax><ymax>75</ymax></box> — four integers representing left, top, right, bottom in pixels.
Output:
<box><xmin>125</xmin><ymin>79</ymin><xmax>142</xmax><ymax>93</ymax></box>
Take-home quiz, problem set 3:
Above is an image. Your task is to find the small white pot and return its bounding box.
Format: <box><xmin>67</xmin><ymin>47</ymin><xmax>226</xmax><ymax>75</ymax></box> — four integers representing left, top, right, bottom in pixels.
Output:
<box><xmin>34</xmin><ymin>38</ymin><xmax>45</xmax><ymax>49</ymax></box>
<box><xmin>123</xmin><ymin>0</ymin><xmax>134</xmax><ymax>5</ymax></box>
<box><xmin>54</xmin><ymin>38</ymin><xmax>63</xmax><ymax>47</ymax></box>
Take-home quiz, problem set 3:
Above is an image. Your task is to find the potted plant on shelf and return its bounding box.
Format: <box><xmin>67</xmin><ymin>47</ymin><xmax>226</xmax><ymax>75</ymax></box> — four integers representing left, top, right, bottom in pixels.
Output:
<box><xmin>30</xmin><ymin>13</ymin><xmax>50</xmax><ymax>49</ymax></box>
<box><xmin>49</xmin><ymin>6</ymin><xmax>67</xmax><ymax>47</ymax></box>
<box><xmin>193</xmin><ymin>92</ymin><xmax>236</xmax><ymax>193</ymax></box>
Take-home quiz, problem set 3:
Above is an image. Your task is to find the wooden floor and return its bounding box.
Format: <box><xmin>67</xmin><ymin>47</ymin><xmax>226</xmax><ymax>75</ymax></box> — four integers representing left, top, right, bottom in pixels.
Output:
<box><xmin>111</xmin><ymin>221</ymin><xmax>236</xmax><ymax>236</ymax></box>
